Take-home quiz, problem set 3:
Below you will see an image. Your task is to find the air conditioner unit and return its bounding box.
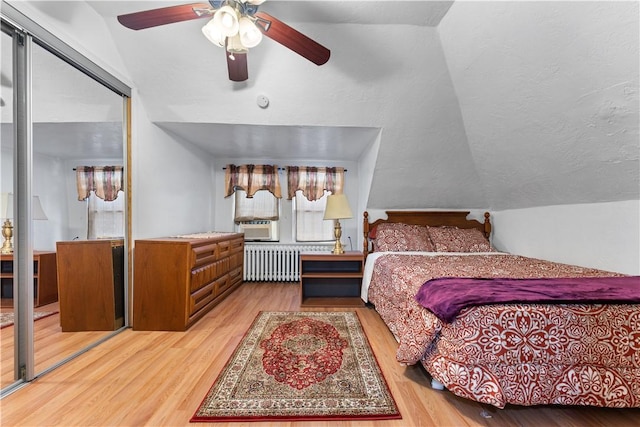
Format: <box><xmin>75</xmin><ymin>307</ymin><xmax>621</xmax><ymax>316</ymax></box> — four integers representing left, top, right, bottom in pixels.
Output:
<box><xmin>237</xmin><ymin>221</ymin><xmax>279</xmax><ymax>242</ymax></box>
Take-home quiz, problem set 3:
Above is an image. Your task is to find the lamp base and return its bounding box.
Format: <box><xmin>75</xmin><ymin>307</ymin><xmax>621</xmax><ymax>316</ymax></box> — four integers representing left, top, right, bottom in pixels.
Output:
<box><xmin>1</xmin><ymin>219</ymin><xmax>13</xmax><ymax>254</ymax></box>
<box><xmin>331</xmin><ymin>219</ymin><xmax>345</xmax><ymax>255</ymax></box>
<box><xmin>332</xmin><ymin>240</ymin><xmax>345</xmax><ymax>255</ymax></box>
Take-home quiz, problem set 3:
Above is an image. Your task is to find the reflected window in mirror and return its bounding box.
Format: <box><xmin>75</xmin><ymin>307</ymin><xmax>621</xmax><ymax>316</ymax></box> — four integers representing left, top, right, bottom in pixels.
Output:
<box><xmin>88</xmin><ymin>191</ymin><xmax>124</xmax><ymax>239</ymax></box>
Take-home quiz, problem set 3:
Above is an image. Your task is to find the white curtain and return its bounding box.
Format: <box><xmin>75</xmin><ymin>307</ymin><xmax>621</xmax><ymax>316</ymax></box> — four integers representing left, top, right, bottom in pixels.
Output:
<box><xmin>88</xmin><ymin>190</ymin><xmax>124</xmax><ymax>239</ymax></box>
<box><xmin>234</xmin><ymin>189</ymin><xmax>279</xmax><ymax>222</ymax></box>
<box><xmin>294</xmin><ymin>190</ymin><xmax>334</xmax><ymax>242</ymax></box>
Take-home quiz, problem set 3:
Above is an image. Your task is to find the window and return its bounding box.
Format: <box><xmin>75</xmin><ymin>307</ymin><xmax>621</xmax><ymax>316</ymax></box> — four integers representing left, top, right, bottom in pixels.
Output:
<box><xmin>234</xmin><ymin>189</ymin><xmax>279</xmax><ymax>222</ymax></box>
<box><xmin>87</xmin><ymin>190</ymin><xmax>124</xmax><ymax>239</ymax></box>
<box><xmin>293</xmin><ymin>190</ymin><xmax>334</xmax><ymax>242</ymax></box>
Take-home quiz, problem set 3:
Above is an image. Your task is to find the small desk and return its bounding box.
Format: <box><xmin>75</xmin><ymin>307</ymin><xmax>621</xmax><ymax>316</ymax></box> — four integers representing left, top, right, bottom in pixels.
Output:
<box><xmin>0</xmin><ymin>251</ymin><xmax>58</xmax><ymax>308</ymax></box>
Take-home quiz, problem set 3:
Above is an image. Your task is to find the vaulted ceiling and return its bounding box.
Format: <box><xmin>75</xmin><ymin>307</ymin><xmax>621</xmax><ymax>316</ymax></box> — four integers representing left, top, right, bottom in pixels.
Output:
<box><xmin>3</xmin><ymin>1</ymin><xmax>639</xmax><ymax>211</ymax></box>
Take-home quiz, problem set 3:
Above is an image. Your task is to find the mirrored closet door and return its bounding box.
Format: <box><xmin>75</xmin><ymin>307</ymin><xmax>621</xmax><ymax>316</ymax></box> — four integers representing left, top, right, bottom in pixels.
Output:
<box><xmin>1</xmin><ymin>10</ymin><xmax>131</xmax><ymax>395</ymax></box>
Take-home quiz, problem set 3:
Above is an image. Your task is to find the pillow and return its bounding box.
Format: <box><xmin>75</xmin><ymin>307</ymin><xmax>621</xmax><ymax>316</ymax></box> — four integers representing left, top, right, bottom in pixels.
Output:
<box><xmin>427</xmin><ymin>226</ymin><xmax>494</xmax><ymax>252</ymax></box>
<box><xmin>374</xmin><ymin>223</ymin><xmax>435</xmax><ymax>252</ymax></box>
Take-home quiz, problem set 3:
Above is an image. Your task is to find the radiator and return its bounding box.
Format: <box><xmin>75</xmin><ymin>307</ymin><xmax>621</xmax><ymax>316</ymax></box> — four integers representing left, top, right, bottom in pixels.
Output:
<box><xmin>244</xmin><ymin>244</ymin><xmax>332</xmax><ymax>282</ymax></box>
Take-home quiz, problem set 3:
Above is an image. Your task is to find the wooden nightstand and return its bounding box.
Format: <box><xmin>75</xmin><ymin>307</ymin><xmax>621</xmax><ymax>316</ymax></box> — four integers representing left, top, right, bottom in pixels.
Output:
<box><xmin>299</xmin><ymin>251</ymin><xmax>364</xmax><ymax>307</ymax></box>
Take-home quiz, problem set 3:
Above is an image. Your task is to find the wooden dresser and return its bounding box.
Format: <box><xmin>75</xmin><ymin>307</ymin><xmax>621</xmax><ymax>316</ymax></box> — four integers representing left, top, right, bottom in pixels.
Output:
<box><xmin>133</xmin><ymin>233</ymin><xmax>244</xmax><ymax>331</ymax></box>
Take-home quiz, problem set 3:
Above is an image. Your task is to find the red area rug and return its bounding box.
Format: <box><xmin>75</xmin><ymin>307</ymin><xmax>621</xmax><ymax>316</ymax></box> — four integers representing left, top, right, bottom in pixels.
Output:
<box><xmin>191</xmin><ymin>311</ymin><xmax>401</xmax><ymax>422</ymax></box>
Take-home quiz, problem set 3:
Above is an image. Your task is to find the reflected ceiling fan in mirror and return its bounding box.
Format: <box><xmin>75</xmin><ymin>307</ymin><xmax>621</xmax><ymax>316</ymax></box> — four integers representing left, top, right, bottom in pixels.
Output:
<box><xmin>117</xmin><ymin>0</ymin><xmax>330</xmax><ymax>82</ymax></box>
<box><xmin>0</xmin><ymin>72</ymin><xmax>11</xmax><ymax>107</ymax></box>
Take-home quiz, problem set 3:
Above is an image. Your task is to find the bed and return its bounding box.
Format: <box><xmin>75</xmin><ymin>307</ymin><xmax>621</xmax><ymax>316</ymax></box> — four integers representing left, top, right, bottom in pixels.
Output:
<box><xmin>361</xmin><ymin>210</ymin><xmax>640</xmax><ymax>408</ymax></box>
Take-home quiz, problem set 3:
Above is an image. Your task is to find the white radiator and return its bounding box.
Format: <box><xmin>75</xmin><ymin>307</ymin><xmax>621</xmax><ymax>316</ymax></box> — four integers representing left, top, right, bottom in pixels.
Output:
<box><xmin>244</xmin><ymin>244</ymin><xmax>332</xmax><ymax>282</ymax></box>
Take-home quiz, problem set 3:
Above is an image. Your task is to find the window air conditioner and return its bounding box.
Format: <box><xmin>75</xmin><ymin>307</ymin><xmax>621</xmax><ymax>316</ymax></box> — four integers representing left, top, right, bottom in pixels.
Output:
<box><xmin>238</xmin><ymin>221</ymin><xmax>279</xmax><ymax>242</ymax></box>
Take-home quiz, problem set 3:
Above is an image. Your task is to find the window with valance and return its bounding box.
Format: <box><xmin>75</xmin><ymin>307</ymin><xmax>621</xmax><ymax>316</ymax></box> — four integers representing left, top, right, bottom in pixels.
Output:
<box><xmin>224</xmin><ymin>164</ymin><xmax>282</xmax><ymax>222</ymax></box>
<box><xmin>75</xmin><ymin>166</ymin><xmax>124</xmax><ymax>239</ymax></box>
<box><xmin>287</xmin><ymin>166</ymin><xmax>345</xmax><ymax>242</ymax></box>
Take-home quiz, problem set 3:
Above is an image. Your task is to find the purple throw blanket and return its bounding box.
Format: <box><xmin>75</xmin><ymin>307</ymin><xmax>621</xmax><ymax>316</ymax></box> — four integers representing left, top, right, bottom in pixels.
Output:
<box><xmin>415</xmin><ymin>276</ymin><xmax>640</xmax><ymax>322</ymax></box>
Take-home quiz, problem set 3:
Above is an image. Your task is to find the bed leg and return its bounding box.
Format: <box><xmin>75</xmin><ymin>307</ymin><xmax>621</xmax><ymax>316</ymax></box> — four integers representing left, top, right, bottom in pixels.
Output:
<box><xmin>479</xmin><ymin>409</ymin><xmax>493</xmax><ymax>419</ymax></box>
<box><xmin>430</xmin><ymin>378</ymin><xmax>445</xmax><ymax>390</ymax></box>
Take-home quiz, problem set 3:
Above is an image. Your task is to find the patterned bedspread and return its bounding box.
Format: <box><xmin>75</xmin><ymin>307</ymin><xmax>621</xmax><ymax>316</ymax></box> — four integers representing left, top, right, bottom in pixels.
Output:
<box><xmin>365</xmin><ymin>252</ymin><xmax>640</xmax><ymax>408</ymax></box>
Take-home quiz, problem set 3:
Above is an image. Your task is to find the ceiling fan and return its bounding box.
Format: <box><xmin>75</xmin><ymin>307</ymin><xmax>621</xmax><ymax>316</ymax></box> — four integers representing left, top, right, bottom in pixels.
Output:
<box><xmin>117</xmin><ymin>0</ymin><xmax>330</xmax><ymax>82</ymax></box>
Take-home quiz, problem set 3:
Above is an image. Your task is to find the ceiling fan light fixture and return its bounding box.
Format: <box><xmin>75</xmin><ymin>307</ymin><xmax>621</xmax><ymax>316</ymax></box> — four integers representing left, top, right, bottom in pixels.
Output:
<box><xmin>202</xmin><ymin>19</ymin><xmax>225</xmax><ymax>48</ymax></box>
<box><xmin>244</xmin><ymin>0</ymin><xmax>266</xmax><ymax>5</ymax></box>
<box><xmin>212</xmin><ymin>5</ymin><xmax>240</xmax><ymax>37</ymax></box>
<box><xmin>238</xmin><ymin>17</ymin><xmax>262</xmax><ymax>48</ymax></box>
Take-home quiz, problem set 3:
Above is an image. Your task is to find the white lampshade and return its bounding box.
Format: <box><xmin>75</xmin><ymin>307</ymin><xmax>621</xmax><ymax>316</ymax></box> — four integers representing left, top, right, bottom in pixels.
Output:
<box><xmin>238</xmin><ymin>17</ymin><xmax>262</xmax><ymax>48</ymax></box>
<box><xmin>0</xmin><ymin>193</ymin><xmax>47</xmax><ymax>220</ymax></box>
<box><xmin>202</xmin><ymin>18</ymin><xmax>225</xmax><ymax>47</ymax></box>
<box><xmin>0</xmin><ymin>193</ymin><xmax>11</xmax><ymax>219</ymax></box>
<box><xmin>33</xmin><ymin>196</ymin><xmax>48</xmax><ymax>220</ymax></box>
<box><xmin>212</xmin><ymin>5</ymin><xmax>240</xmax><ymax>38</ymax></box>
<box><xmin>323</xmin><ymin>194</ymin><xmax>353</xmax><ymax>220</ymax></box>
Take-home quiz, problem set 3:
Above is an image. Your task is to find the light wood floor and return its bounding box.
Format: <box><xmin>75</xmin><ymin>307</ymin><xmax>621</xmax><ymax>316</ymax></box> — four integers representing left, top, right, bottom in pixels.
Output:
<box><xmin>1</xmin><ymin>282</ymin><xmax>638</xmax><ymax>426</ymax></box>
<box><xmin>1</xmin><ymin>301</ymin><xmax>115</xmax><ymax>389</ymax></box>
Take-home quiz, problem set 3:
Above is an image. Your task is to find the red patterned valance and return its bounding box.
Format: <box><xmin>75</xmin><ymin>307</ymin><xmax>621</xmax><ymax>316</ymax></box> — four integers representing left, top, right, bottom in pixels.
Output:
<box><xmin>76</xmin><ymin>166</ymin><xmax>123</xmax><ymax>202</ymax></box>
<box><xmin>286</xmin><ymin>166</ymin><xmax>344</xmax><ymax>201</ymax></box>
<box><xmin>224</xmin><ymin>164</ymin><xmax>282</xmax><ymax>198</ymax></box>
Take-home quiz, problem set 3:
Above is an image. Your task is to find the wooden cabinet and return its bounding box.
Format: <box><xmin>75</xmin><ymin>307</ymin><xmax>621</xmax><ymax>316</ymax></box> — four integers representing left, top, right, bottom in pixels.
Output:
<box><xmin>0</xmin><ymin>251</ymin><xmax>58</xmax><ymax>308</ymax></box>
<box><xmin>56</xmin><ymin>240</ymin><xmax>125</xmax><ymax>332</ymax></box>
<box><xmin>299</xmin><ymin>252</ymin><xmax>364</xmax><ymax>307</ymax></box>
<box><xmin>133</xmin><ymin>233</ymin><xmax>244</xmax><ymax>331</ymax></box>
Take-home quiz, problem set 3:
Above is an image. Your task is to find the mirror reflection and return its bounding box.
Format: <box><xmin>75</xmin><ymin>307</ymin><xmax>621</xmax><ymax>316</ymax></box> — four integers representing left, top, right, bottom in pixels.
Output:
<box><xmin>1</xmin><ymin>30</ymin><xmax>126</xmax><ymax>389</ymax></box>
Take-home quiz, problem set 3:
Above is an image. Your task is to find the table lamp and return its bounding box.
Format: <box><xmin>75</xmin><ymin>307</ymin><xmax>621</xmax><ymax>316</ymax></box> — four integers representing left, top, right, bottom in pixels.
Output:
<box><xmin>1</xmin><ymin>193</ymin><xmax>48</xmax><ymax>254</ymax></box>
<box><xmin>323</xmin><ymin>194</ymin><xmax>353</xmax><ymax>255</ymax></box>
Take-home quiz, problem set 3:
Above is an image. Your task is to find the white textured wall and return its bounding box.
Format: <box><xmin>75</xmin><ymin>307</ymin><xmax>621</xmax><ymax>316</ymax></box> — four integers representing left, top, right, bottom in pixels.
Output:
<box><xmin>439</xmin><ymin>1</ymin><xmax>639</xmax><ymax>209</ymax></box>
<box><xmin>4</xmin><ymin>0</ymin><xmax>132</xmax><ymax>88</ymax></box>
<box><xmin>101</xmin><ymin>17</ymin><xmax>486</xmax><ymax>211</ymax></box>
<box><xmin>131</xmin><ymin>97</ymin><xmax>217</xmax><ymax>239</ymax></box>
<box><xmin>492</xmin><ymin>201</ymin><xmax>640</xmax><ymax>275</ymax></box>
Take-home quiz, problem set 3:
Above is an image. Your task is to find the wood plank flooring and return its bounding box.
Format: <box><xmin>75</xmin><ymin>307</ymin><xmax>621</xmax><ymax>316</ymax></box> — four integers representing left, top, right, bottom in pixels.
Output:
<box><xmin>1</xmin><ymin>302</ymin><xmax>114</xmax><ymax>389</ymax></box>
<box><xmin>1</xmin><ymin>282</ymin><xmax>639</xmax><ymax>426</ymax></box>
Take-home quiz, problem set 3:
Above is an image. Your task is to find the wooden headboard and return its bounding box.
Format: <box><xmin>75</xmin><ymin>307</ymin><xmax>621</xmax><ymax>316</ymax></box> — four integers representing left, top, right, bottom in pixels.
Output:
<box><xmin>362</xmin><ymin>211</ymin><xmax>492</xmax><ymax>257</ymax></box>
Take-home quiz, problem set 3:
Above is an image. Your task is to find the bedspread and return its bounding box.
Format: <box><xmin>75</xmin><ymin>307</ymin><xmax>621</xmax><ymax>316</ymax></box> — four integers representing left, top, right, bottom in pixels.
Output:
<box><xmin>365</xmin><ymin>253</ymin><xmax>640</xmax><ymax>408</ymax></box>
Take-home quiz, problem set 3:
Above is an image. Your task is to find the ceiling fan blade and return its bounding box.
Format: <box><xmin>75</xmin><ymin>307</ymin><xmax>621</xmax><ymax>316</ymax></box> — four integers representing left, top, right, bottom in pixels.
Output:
<box><xmin>117</xmin><ymin>3</ymin><xmax>213</xmax><ymax>30</ymax></box>
<box><xmin>227</xmin><ymin>53</ymin><xmax>249</xmax><ymax>82</ymax></box>
<box><xmin>254</xmin><ymin>12</ymin><xmax>330</xmax><ymax>66</ymax></box>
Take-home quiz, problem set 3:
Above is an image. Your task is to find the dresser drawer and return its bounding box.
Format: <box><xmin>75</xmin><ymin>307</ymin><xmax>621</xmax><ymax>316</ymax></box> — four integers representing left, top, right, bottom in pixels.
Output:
<box><xmin>190</xmin><ymin>275</ymin><xmax>228</xmax><ymax>316</ymax></box>
<box><xmin>190</xmin><ymin>259</ymin><xmax>229</xmax><ymax>292</ymax></box>
<box><xmin>228</xmin><ymin>266</ymin><xmax>243</xmax><ymax>289</ymax></box>
<box><xmin>191</xmin><ymin>242</ymin><xmax>219</xmax><ymax>268</ymax></box>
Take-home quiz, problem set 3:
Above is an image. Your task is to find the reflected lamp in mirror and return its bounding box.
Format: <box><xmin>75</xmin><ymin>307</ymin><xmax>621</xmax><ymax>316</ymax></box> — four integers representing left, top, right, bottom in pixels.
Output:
<box><xmin>323</xmin><ymin>194</ymin><xmax>353</xmax><ymax>255</ymax></box>
<box><xmin>32</xmin><ymin>196</ymin><xmax>48</xmax><ymax>221</ymax></box>
<box><xmin>1</xmin><ymin>193</ymin><xmax>12</xmax><ymax>254</ymax></box>
<box><xmin>0</xmin><ymin>193</ymin><xmax>48</xmax><ymax>254</ymax></box>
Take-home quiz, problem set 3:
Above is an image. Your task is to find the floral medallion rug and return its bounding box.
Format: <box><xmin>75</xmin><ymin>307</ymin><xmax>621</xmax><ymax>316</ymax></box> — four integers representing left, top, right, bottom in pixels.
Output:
<box><xmin>191</xmin><ymin>311</ymin><xmax>401</xmax><ymax>422</ymax></box>
<box><xmin>0</xmin><ymin>311</ymin><xmax>58</xmax><ymax>329</ymax></box>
